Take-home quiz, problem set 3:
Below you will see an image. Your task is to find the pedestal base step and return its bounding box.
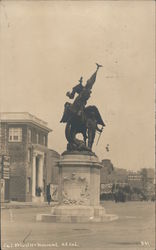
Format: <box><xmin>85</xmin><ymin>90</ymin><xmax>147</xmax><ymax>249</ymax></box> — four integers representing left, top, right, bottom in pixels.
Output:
<box><xmin>36</xmin><ymin>213</ymin><xmax>118</xmax><ymax>223</ymax></box>
<box><xmin>36</xmin><ymin>205</ymin><xmax>118</xmax><ymax>223</ymax></box>
<box><xmin>32</xmin><ymin>196</ymin><xmax>44</xmax><ymax>203</ymax></box>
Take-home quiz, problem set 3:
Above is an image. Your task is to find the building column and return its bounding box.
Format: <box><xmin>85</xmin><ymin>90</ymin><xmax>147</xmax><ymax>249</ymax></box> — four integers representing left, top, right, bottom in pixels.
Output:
<box><xmin>32</xmin><ymin>152</ymin><xmax>37</xmax><ymax>197</ymax></box>
<box><xmin>38</xmin><ymin>154</ymin><xmax>44</xmax><ymax>190</ymax></box>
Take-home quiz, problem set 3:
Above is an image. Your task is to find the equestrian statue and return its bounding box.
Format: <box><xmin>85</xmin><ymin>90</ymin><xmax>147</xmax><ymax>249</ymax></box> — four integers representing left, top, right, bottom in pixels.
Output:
<box><xmin>60</xmin><ymin>63</ymin><xmax>105</xmax><ymax>153</ymax></box>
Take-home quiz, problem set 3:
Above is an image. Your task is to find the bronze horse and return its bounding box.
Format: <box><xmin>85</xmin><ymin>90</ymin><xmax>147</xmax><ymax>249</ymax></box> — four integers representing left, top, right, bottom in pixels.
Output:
<box><xmin>61</xmin><ymin>104</ymin><xmax>105</xmax><ymax>151</ymax></box>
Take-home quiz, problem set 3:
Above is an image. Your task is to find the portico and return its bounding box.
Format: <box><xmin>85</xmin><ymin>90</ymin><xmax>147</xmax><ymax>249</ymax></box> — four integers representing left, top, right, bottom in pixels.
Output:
<box><xmin>32</xmin><ymin>150</ymin><xmax>44</xmax><ymax>202</ymax></box>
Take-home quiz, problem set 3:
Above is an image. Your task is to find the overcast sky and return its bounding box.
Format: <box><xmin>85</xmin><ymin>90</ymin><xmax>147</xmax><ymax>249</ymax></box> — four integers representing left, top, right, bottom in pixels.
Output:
<box><xmin>0</xmin><ymin>1</ymin><xmax>155</xmax><ymax>170</ymax></box>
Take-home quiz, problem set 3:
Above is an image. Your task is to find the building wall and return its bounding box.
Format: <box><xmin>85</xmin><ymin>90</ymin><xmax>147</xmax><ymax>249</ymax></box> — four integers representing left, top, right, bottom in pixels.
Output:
<box><xmin>28</xmin><ymin>124</ymin><xmax>48</xmax><ymax>146</ymax></box>
<box><xmin>0</xmin><ymin>122</ymin><xmax>8</xmax><ymax>154</ymax></box>
<box><xmin>1</xmin><ymin>120</ymin><xmax>51</xmax><ymax>201</ymax></box>
<box><xmin>7</xmin><ymin>124</ymin><xmax>28</xmax><ymax>201</ymax></box>
<box><xmin>46</xmin><ymin>149</ymin><xmax>60</xmax><ymax>185</ymax></box>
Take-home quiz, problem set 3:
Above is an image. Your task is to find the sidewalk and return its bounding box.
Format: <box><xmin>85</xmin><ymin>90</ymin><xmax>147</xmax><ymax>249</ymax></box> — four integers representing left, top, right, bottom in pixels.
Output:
<box><xmin>1</xmin><ymin>201</ymin><xmax>58</xmax><ymax>209</ymax></box>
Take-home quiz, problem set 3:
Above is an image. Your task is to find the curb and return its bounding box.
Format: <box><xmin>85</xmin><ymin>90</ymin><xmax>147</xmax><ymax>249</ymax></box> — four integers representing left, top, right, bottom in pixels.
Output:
<box><xmin>1</xmin><ymin>202</ymin><xmax>58</xmax><ymax>209</ymax></box>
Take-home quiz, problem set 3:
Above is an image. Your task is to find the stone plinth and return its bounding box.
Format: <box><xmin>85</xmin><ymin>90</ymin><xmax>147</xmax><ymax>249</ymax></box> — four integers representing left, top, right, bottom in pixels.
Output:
<box><xmin>58</xmin><ymin>153</ymin><xmax>101</xmax><ymax>206</ymax></box>
<box><xmin>37</xmin><ymin>152</ymin><xmax>118</xmax><ymax>223</ymax></box>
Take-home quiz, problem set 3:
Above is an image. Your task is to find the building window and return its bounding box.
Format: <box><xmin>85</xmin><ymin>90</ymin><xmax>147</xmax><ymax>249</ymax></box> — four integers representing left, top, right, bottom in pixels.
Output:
<box><xmin>36</xmin><ymin>133</ymin><xmax>39</xmax><ymax>144</ymax></box>
<box><xmin>28</xmin><ymin>148</ymin><xmax>31</xmax><ymax>163</ymax></box>
<box><xmin>28</xmin><ymin>129</ymin><xmax>31</xmax><ymax>143</ymax></box>
<box><xmin>9</xmin><ymin>128</ymin><xmax>22</xmax><ymax>142</ymax></box>
<box><xmin>27</xmin><ymin>177</ymin><xmax>31</xmax><ymax>193</ymax></box>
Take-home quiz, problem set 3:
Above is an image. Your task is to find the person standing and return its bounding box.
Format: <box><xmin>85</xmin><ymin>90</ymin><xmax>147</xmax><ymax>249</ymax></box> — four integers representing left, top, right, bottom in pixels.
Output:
<box><xmin>46</xmin><ymin>183</ymin><xmax>51</xmax><ymax>205</ymax></box>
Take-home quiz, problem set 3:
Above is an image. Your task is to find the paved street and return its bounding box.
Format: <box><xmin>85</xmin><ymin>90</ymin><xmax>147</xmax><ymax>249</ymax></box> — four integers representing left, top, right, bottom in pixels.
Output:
<box><xmin>1</xmin><ymin>201</ymin><xmax>155</xmax><ymax>250</ymax></box>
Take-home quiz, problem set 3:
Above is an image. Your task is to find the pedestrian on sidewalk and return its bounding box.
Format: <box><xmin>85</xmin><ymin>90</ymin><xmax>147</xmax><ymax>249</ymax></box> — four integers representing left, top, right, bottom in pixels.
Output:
<box><xmin>46</xmin><ymin>183</ymin><xmax>52</xmax><ymax>205</ymax></box>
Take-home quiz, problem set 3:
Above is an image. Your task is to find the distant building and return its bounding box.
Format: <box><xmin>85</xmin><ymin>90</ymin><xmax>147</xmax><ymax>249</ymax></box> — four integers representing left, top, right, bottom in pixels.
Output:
<box><xmin>139</xmin><ymin>168</ymin><xmax>155</xmax><ymax>200</ymax></box>
<box><xmin>141</xmin><ymin>168</ymin><xmax>155</xmax><ymax>184</ymax></box>
<box><xmin>100</xmin><ymin>159</ymin><xmax>155</xmax><ymax>201</ymax></box>
<box><xmin>127</xmin><ymin>171</ymin><xmax>142</xmax><ymax>189</ymax></box>
<box><xmin>100</xmin><ymin>159</ymin><xmax>114</xmax><ymax>184</ymax></box>
<box><xmin>100</xmin><ymin>159</ymin><xmax>128</xmax><ymax>185</ymax></box>
<box><xmin>0</xmin><ymin>112</ymin><xmax>59</xmax><ymax>202</ymax></box>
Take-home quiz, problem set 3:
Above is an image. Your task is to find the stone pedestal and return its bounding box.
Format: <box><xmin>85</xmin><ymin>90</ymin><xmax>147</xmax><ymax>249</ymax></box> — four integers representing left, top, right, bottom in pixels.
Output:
<box><xmin>37</xmin><ymin>152</ymin><xmax>118</xmax><ymax>223</ymax></box>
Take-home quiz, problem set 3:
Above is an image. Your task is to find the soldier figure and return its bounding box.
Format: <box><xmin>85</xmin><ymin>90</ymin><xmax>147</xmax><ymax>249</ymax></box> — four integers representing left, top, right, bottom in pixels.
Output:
<box><xmin>66</xmin><ymin>77</ymin><xmax>84</xmax><ymax>99</ymax></box>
